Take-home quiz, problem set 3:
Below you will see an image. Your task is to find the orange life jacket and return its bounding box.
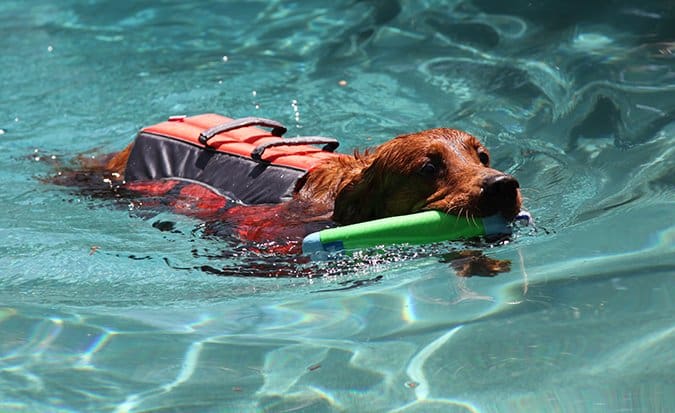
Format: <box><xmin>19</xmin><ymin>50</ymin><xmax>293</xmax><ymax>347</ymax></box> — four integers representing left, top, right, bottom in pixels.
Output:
<box><xmin>124</xmin><ymin>113</ymin><xmax>341</xmax><ymax>205</ymax></box>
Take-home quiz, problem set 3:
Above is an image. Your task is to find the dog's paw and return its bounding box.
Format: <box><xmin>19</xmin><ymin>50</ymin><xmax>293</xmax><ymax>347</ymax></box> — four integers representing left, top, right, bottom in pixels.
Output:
<box><xmin>440</xmin><ymin>250</ymin><xmax>511</xmax><ymax>277</ymax></box>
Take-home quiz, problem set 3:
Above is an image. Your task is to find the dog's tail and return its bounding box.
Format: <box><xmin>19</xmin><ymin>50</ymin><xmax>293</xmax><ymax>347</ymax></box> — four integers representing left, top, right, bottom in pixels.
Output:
<box><xmin>44</xmin><ymin>144</ymin><xmax>132</xmax><ymax>198</ymax></box>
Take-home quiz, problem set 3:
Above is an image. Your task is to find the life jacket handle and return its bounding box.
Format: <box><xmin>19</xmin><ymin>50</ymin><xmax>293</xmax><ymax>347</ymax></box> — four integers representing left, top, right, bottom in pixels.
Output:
<box><xmin>198</xmin><ymin>117</ymin><xmax>287</xmax><ymax>146</ymax></box>
<box><xmin>251</xmin><ymin>137</ymin><xmax>340</xmax><ymax>161</ymax></box>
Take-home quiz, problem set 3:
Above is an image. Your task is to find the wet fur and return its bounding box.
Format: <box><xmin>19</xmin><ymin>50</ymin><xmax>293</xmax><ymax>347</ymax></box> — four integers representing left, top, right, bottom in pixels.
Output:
<box><xmin>294</xmin><ymin>128</ymin><xmax>522</xmax><ymax>224</ymax></box>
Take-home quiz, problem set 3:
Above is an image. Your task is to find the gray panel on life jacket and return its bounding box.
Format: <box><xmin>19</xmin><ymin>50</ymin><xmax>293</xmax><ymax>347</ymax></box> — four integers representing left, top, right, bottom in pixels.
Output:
<box><xmin>125</xmin><ymin>132</ymin><xmax>306</xmax><ymax>205</ymax></box>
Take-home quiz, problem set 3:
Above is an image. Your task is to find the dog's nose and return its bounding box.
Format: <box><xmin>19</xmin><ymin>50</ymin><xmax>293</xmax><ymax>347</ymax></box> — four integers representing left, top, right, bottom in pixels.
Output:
<box><xmin>482</xmin><ymin>174</ymin><xmax>519</xmax><ymax>201</ymax></box>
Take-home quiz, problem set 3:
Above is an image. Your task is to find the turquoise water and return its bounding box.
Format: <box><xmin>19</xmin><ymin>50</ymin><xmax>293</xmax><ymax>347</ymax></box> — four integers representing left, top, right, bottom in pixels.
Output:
<box><xmin>1</xmin><ymin>1</ymin><xmax>674</xmax><ymax>411</ymax></box>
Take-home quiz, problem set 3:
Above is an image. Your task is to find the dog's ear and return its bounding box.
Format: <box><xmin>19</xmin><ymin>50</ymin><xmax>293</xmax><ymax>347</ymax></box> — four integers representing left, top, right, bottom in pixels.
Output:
<box><xmin>332</xmin><ymin>166</ymin><xmax>382</xmax><ymax>224</ymax></box>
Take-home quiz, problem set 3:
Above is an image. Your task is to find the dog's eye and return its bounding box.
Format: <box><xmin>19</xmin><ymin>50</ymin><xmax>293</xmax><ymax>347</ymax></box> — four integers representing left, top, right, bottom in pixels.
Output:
<box><xmin>419</xmin><ymin>162</ymin><xmax>437</xmax><ymax>177</ymax></box>
<box><xmin>477</xmin><ymin>149</ymin><xmax>490</xmax><ymax>166</ymax></box>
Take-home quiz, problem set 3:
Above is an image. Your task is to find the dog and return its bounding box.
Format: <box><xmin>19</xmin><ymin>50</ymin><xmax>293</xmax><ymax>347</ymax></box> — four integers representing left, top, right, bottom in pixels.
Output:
<box><xmin>57</xmin><ymin>125</ymin><xmax>522</xmax><ymax>276</ymax></box>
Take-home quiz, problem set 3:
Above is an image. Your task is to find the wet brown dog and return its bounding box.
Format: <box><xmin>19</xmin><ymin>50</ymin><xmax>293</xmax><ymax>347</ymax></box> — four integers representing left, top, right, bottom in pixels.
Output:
<box><xmin>67</xmin><ymin>127</ymin><xmax>522</xmax><ymax>275</ymax></box>
<box><xmin>103</xmin><ymin>127</ymin><xmax>521</xmax><ymax>223</ymax></box>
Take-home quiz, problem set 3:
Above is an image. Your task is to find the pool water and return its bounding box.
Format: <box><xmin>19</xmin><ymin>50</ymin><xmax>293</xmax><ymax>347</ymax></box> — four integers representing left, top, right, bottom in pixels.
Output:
<box><xmin>1</xmin><ymin>1</ymin><xmax>673</xmax><ymax>412</ymax></box>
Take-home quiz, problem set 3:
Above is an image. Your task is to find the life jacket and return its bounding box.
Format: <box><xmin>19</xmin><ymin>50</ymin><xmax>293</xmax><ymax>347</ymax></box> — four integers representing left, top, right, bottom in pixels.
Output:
<box><xmin>121</xmin><ymin>114</ymin><xmax>343</xmax><ymax>254</ymax></box>
<box><xmin>124</xmin><ymin>113</ymin><xmax>341</xmax><ymax>205</ymax></box>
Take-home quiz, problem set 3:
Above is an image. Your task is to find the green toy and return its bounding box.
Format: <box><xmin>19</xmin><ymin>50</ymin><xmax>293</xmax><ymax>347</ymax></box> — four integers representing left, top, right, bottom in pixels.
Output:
<box><xmin>302</xmin><ymin>210</ymin><xmax>530</xmax><ymax>257</ymax></box>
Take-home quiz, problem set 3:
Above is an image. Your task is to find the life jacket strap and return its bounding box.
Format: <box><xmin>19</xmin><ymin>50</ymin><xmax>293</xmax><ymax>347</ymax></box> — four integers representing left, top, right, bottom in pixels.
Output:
<box><xmin>251</xmin><ymin>137</ymin><xmax>340</xmax><ymax>161</ymax></box>
<box><xmin>198</xmin><ymin>116</ymin><xmax>287</xmax><ymax>146</ymax></box>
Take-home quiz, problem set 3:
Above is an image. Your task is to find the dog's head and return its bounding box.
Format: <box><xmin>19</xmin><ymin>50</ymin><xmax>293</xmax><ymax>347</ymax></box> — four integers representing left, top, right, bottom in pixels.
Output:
<box><xmin>333</xmin><ymin>128</ymin><xmax>522</xmax><ymax>224</ymax></box>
